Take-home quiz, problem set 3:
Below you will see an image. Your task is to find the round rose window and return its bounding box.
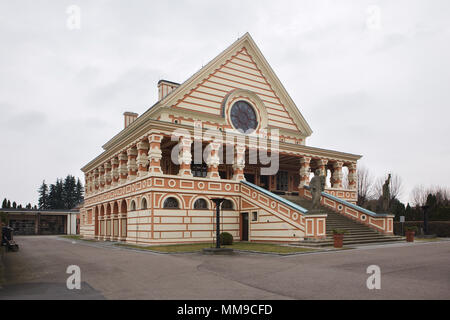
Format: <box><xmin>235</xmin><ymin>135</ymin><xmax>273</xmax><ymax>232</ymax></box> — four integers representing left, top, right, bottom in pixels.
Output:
<box><xmin>230</xmin><ymin>100</ymin><xmax>258</xmax><ymax>133</ymax></box>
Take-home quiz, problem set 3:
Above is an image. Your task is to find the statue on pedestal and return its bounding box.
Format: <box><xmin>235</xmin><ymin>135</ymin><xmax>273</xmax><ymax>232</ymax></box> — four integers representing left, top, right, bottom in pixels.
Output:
<box><xmin>310</xmin><ymin>169</ymin><xmax>326</xmax><ymax>210</ymax></box>
<box><xmin>382</xmin><ymin>174</ymin><xmax>391</xmax><ymax>212</ymax></box>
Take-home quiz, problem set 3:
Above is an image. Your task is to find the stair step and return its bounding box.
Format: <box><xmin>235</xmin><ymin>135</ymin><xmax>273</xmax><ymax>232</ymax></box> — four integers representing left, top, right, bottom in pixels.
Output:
<box><xmin>281</xmin><ymin>194</ymin><xmax>401</xmax><ymax>247</ymax></box>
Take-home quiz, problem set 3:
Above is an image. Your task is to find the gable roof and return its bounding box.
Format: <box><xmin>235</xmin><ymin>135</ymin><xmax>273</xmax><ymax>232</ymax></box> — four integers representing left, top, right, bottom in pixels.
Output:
<box><xmin>103</xmin><ymin>33</ymin><xmax>312</xmax><ymax>151</ymax></box>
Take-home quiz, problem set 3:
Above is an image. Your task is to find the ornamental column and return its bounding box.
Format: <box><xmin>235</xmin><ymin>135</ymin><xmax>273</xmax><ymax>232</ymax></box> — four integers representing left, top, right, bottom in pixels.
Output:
<box><xmin>347</xmin><ymin>162</ymin><xmax>357</xmax><ymax>190</ymax></box>
<box><xmin>104</xmin><ymin>162</ymin><xmax>112</xmax><ymax>189</ymax></box>
<box><xmin>111</xmin><ymin>157</ymin><xmax>119</xmax><ymax>186</ymax></box>
<box><xmin>99</xmin><ymin>166</ymin><xmax>105</xmax><ymax>191</ymax></box>
<box><xmin>94</xmin><ymin>169</ymin><xmax>99</xmax><ymax>193</ymax></box>
<box><xmin>178</xmin><ymin>137</ymin><xmax>192</xmax><ymax>176</ymax></box>
<box><xmin>232</xmin><ymin>144</ymin><xmax>246</xmax><ymax>181</ymax></box>
<box><xmin>298</xmin><ymin>157</ymin><xmax>311</xmax><ymax>188</ymax></box>
<box><xmin>85</xmin><ymin>173</ymin><xmax>90</xmax><ymax>196</ymax></box>
<box><xmin>127</xmin><ymin>147</ymin><xmax>138</xmax><ymax>180</ymax></box>
<box><xmin>118</xmin><ymin>153</ymin><xmax>128</xmax><ymax>184</ymax></box>
<box><xmin>316</xmin><ymin>159</ymin><xmax>328</xmax><ymax>176</ymax></box>
<box><xmin>331</xmin><ymin>161</ymin><xmax>343</xmax><ymax>188</ymax></box>
<box><xmin>206</xmin><ymin>140</ymin><xmax>221</xmax><ymax>179</ymax></box>
<box><xmin>148</xmin><ymin>133</ymin><xmax>163</xmax><ymax>175</ymax></box>
<box><xmin>136</xmin><ymin>140</ymin><xmax>149</xmax><ymax>177</ymax></box>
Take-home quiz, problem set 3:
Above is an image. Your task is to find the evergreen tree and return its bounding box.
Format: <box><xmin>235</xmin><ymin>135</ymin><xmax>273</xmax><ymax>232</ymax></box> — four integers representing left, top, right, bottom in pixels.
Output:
<box><xmin>38</xmin><ymin>181</ymin><xmax>49</xmax><ymax>209</ymax></box>
<box><xmin>47</xmin><ymin>179</ymin><xmax>65</xmax><ymax>209</ymax></box>
<box><xmin>7</xmin><ymin>200</ymin><xmax>11</xmax><ymax>208</ymax></box>
<box><xmin>75</xmin><ymin>178</ymin><xmax>84</xmax><ymax>205</ymax></box>
<box><xmin>63</xmin><ymin>175</ymin><xmax>77</xmax><ymax>209</ymax></box>
<box><xmin>26</xmin><ymin>203</ymin><xmax>32</xmax><ymax>209</ymax></box>
<box><xmin>12</xmin><ymin>201</ymin><xmax>17</xmax><ymax>208</ymax></box>
<box><xmin>2</xmin><ymin>198</ymin><xmax>7</xmax><ymax>208</ymax></box>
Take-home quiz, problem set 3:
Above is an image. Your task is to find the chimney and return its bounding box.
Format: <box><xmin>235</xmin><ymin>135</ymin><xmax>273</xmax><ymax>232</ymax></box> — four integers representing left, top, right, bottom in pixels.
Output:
<box><xmin>158</xmin><ymin>80</ymin><xmax>180</xmax><ymax>100</ymax></box>
<box><xmin>123</xmin><ymin>112</ymin><xmax>138</xmax><ymax>129</ymax></box>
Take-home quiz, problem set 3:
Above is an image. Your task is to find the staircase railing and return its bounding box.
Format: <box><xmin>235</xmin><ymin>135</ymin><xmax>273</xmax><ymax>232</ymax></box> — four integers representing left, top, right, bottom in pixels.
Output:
<box><xmin>300</xmin><ymin>186</ymin><xmax>394</xmax><ymax>235</ymax></box>
<box><xmin>241</xmin><ymin>181</ymin><xmax>327</xmax><ymax>239</ymax></box>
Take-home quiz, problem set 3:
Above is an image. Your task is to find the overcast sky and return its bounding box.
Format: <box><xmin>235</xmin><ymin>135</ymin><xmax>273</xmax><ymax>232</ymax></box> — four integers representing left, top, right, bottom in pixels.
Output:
<box><xmin>1</xmin><ymin>0</ymin><xmax>449</xmax><ymax>206</ymax></box>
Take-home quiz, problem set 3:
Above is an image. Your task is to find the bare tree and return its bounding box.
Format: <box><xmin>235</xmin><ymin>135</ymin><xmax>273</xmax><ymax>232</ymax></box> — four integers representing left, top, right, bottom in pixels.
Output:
<box><xmin>357</xmin><ymin>166</ymin><xmax>375</xmax><ymax>206</ymax></box>
<box><xmin>374</xmin><ymin>173</ymin><xmax>404</xmax><ymax>201</ymax></box>
<box><xmin>411</xmin><ymin>185</ymin><xmax>428</xmax><ymax>207</ymax></box>
<box><xmin>412</xmin><ymin>185</ymin><xmax>450</xmax><ymax>207</ymax></box>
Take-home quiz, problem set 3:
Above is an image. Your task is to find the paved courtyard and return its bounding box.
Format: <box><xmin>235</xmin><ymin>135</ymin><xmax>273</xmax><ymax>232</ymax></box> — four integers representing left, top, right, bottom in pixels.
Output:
<box><xmin>0</xmin><ymin>236</ymin><xmax>449</xmax><ymax>299</ymax></box>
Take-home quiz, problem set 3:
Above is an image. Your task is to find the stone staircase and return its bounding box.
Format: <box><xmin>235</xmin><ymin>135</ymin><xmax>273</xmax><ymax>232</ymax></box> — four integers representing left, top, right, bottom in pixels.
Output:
<box><xmin>282</xmin><ymin>195</ymin><xmax>404</xmax><ymax>247</ymax></box>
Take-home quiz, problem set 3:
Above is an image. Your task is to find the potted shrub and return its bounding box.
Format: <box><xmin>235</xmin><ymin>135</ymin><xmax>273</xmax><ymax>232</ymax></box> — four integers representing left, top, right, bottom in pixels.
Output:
<box><xmin>332</xmin><ymin>229</ymin><xmax>347</xmax><ymax>248</ymax></box>
<box><xmin>405</xmin><ymin>226</ymin><xmax>418</xmax><ymax>242</ymax></box>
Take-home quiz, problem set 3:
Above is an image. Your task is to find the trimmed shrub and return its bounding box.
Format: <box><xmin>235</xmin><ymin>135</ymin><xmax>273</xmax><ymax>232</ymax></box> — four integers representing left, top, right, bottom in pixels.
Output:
<box><xmin>219</xmin><ymin>232</ymin><xmax>233</xmax><ymax>245</ymax></box>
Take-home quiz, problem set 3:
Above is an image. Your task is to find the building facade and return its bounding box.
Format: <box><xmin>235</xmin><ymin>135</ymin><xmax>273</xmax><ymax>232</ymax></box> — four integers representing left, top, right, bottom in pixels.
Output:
<box><xmin>80</xmin><ymin>33</ymin><xmax>393</xmax><ymax>245</ymax></box>
<box><xmin>0</xmin><ymin>209</ymin><xmax>79</xmax><ymax>235</ymax></box>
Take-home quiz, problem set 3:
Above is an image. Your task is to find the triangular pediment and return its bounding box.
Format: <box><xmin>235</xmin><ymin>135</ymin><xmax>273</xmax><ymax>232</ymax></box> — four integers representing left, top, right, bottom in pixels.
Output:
<box><xmin>153</xmin><ymin>33</ymin><xmax>312</xmax><ymax>137</ymax></box>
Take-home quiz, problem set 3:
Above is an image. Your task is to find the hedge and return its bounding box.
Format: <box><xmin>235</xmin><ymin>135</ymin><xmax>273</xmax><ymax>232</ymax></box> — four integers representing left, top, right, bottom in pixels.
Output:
<box><xmin>394</xmin><ymin>221</ymin><xmax>450</xmax><ymax>237</ymax></box>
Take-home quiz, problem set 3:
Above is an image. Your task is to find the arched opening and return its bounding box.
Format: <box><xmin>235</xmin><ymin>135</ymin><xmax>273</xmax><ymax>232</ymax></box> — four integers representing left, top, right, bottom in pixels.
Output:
<box><xmin>163</xmin><ymin>197</ymin><xmax>179</xmax><ymax>209</ymax></box>
<box><xmin>221</xmin><ymin>199</ymin><xmax>234</xmax><ymax>210</ymax></box>
<box><xmin>113</xmin><ymin>202</ymin><xmax>119</xmax><ymax>215</ymax></box>
<box><xmin>119</xmin><ymin>200</ymin><xmax>127</xmax><ymax>240</ymax></box>
<box><xmin>130</xmin><ymin>200</ymin><xmax>136</xmax><ymax>211</ymax></box>
<box><xmin>193</xmin><ymin>198</ymin><xmax>208</xmax><ymax>210</ymax></box>
<box><xmin>106</xmin><ymin>203</ymin><xmax>111</xmax><ymax>216</ymax></box>
<box><xmin>141</xmin><ymin>198</ymin><xmax>148</xmax><ymax>210</ymax></box>
<box><xmin>120</xmin><ymin>200</ymin><xmax>127</xmax><ymax>214</ymax></box>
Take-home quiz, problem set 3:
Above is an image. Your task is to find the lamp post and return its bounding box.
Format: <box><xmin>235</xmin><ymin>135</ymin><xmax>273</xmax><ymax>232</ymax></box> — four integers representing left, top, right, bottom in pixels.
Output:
<box><xmin>211</xmin><ymin>198</ymin><xmax>225</xmax><ymax>249</ymax></box>
<box><xmin>421</xmin><ymin>205</ymin><xmax>430</xmax><ymax>235</ymax></box>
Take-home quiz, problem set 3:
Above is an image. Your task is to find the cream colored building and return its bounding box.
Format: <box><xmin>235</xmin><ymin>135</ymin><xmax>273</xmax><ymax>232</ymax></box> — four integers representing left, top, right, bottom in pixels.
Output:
<box><xmin>79</xmin><ymin>33</ymin><xmax>393</xmax><ymax>245</ymax></box>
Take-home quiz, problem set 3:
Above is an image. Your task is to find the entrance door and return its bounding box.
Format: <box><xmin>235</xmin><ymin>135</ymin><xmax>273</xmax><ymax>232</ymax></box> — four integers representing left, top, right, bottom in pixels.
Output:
<box><xmin>241</xmin><ymin>212</ymin><xmax>249</xmax><ymax>241</ymax></box>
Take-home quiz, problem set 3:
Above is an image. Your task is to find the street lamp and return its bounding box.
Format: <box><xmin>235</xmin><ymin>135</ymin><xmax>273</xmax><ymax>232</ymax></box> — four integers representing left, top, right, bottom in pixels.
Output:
<box><xmin>211</xmin><ymin>198</ymin><xmax>225</xmax><ymax>249</ymax></box>
<box><xmin>421</xmin><ymin>205</ymin><xmax>430</xmax><ymax>235</ymax></box>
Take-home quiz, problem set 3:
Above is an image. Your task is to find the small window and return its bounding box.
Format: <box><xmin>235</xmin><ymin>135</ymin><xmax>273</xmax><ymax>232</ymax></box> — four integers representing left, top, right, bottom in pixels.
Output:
<box><xmin>252</xmin><ymin>212</ymin><xmax>258</xmax><ymax>222</ymax></box>
<box><xmin>221</xmin><ymin>200</ymin><xmax>234</xmax><ymax>210</ymax></box>
<box><xmin>130</xmin><ymin>201</ymin><xmax>136</xmax><ymax>211</ymax></box>
<box><xmin>194</xmin><ymin>198</ymin><xmax>208</xmax><ymax>210</ymax></box>
<box><xmin>163</xmin><ymin>197</ymin><xmax>179</xmax><ymax>209</ymax></box>
<box><xmin>141</xmin><ymin>198</ymin><xmax>148</xmax><ymax>210</ymax></box>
